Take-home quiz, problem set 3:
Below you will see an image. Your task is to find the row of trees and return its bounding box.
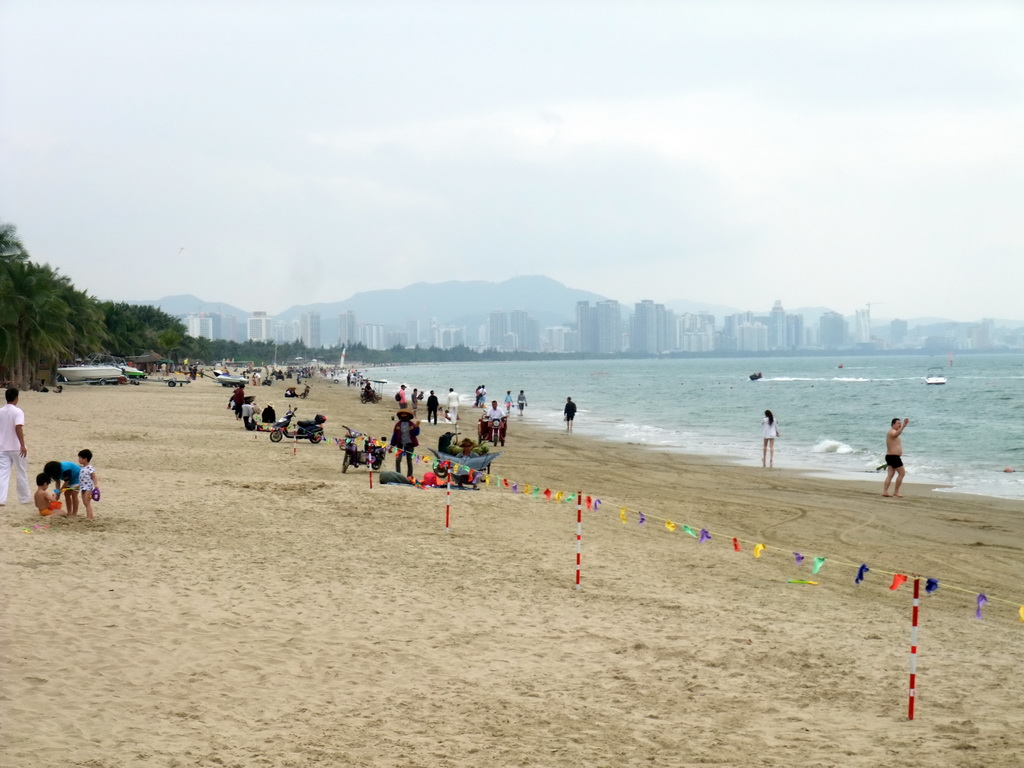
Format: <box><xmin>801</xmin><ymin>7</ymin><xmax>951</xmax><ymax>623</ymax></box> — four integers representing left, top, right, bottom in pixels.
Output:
<box><xmin>0</xmin><ymin>222</ymin><xmax>187</xmax><ymax>388</ymax></box>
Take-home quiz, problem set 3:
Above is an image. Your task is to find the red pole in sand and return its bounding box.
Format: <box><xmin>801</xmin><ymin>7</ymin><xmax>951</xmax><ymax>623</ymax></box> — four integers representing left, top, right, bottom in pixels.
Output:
<box><xmin>445</xmin><ymin>476</ymin><xmax>451</xmax><ymax>533</ymax></box>
<box><xmin>908</xmin><ymin>577</ymin><xmax>920</xmax><ymax>720</ymax></box>
<box><xmin>575</xmin><ymin>490</ymin><xmax>582</xmax><ymax>590</ymax></box>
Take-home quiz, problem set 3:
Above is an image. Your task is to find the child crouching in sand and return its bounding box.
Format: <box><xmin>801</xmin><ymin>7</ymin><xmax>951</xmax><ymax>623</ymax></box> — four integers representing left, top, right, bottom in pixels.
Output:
<box><xmin>34</xmin><ymin>473</ymin><xmax>66</xmax><ymax>517</ymax></box>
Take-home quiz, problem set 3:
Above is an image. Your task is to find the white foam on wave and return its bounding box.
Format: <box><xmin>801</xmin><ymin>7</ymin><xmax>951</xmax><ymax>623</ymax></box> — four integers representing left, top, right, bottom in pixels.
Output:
<box><xmin>812</xmin><ymin>439</ymin><xmax>855</xmax><ymax>454</ymax></box>
<box><xmin>831</xmin><ymin>377</ymin><xmax>872</xmax><ymax>383</ymax></box>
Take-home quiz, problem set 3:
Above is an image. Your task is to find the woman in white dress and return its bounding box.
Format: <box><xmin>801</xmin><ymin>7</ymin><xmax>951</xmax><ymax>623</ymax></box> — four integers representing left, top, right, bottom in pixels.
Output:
<box><xmin>761</xmin><ymin>410</ymin><xmax>780</xmax><ymax>468</ymax></box>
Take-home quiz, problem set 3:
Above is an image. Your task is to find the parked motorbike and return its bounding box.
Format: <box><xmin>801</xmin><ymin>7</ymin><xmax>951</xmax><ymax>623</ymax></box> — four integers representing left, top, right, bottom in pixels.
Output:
<box><xmin>269</xmin><ymin>409</ymin><xmax>327</xmax><ymax>443</ymax></box>
<box><xmin>340</xmin><ymin>426</ymin><xmax>386</xmax><ymax>472</ymax></box>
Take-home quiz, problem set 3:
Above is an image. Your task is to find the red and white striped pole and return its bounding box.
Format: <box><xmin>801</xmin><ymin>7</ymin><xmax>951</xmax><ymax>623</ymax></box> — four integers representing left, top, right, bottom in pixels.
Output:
<box><xmin>575</xmin><ymin>490</ymin><xmax>582</xmax><ymax>590</ymax></box>
<box><xmin>445</xmin><ymin>475</ymin><xmax>451</xmax><ymax>533</ymax></box>
<box><xmin>908</xmin><ymin>577</ymin><xmax>920</xmax><ymax>720</ymax></box>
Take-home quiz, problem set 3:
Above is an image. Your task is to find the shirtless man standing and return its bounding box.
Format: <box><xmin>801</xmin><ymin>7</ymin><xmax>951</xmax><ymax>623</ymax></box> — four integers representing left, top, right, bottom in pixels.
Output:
<box><xmin>883</xmin><ymin>417</ymin><xmax>910</xmax><ymax>497</ymax></box>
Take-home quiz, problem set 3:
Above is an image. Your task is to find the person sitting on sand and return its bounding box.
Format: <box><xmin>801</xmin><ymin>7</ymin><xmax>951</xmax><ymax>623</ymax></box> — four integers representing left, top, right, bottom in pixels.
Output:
<box><xmin>284</xmin><ymin>386</ymin><xmax>298</xmax><ymax>398</ymax></box>
<box><xmin>34</xmin><ymin>473</ymin><xmax>66</xmax><ymax>517</ymax></box>
<box><xmin>452</xmin><ymin>439</ymin><xmax>479</xmax><ymax>489</ymax></box>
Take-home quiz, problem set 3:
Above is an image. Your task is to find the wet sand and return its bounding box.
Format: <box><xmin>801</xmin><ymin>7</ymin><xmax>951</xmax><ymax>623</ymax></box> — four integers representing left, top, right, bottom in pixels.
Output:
<box><xmin>2</xmin><ymin>376</ymin><xmax>1022</xmax><ymax>767</ymax></box>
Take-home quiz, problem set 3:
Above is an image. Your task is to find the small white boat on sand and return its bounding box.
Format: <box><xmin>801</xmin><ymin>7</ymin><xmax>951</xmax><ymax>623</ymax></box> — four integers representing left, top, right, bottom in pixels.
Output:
<box><xmin>56</xmin><ymin>356</ymin><xmax>126</xmax><ymax>384</ymax></box>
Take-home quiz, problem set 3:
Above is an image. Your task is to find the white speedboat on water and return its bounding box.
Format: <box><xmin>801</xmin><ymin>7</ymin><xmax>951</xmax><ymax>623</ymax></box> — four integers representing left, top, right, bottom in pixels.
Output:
<box><xmin>925</xmin><ymin>367</ymin><xmax>947</xmax><ymax>385</ymax></box>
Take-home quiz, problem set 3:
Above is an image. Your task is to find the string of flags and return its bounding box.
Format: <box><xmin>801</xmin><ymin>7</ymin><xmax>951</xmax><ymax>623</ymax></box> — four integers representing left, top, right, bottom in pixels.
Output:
<box><xmin>331</xmin><ymin>440</ymin><xmax>1022</xmax><ymax>624</ymax></box>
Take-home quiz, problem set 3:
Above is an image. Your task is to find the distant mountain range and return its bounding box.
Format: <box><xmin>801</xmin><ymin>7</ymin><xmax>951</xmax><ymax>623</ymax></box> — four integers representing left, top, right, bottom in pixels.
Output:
<box><xmin>132</xmin><ymin>276</ymin><xmax>1022</xmax><ymax>344</ymax></box>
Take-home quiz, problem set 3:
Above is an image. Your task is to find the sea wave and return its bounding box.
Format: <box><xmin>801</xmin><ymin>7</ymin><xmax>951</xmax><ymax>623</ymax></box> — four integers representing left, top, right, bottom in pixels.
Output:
<box><xmin>812</xmin><ymin>439</ymin><xmax>855</xmax><ymax>454</ymax></box>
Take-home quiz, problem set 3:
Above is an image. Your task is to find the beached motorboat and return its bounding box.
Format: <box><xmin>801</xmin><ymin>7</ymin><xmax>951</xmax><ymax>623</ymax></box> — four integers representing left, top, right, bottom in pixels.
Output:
<box><xmin>213</xmin><ymin>370</ymin><xmax>248</xmax><ymax>387</ymax></box>
<box><xmin>925</xmin><ymin>367</ymin><xmax>947</xmax><ymax>385</ymax></box>
<box><xmin>56</xmin><ymin>363</ymin><xmax>125</xmax><ymax>383</ymax></box>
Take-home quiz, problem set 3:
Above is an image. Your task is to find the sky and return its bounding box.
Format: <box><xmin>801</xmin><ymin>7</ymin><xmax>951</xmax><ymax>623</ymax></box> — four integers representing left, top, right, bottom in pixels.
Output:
<box><xmin>2</xmin><ymin>0</ymin><xmax>1022</xmax><ymax>321</ymax></box>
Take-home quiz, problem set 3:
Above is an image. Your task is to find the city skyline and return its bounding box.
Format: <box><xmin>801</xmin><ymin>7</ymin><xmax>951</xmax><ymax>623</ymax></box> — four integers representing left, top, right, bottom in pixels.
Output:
<box><xmin>178</xmin><ymin>298</ymin><xmax>1020</xmax><ymax>354</ymax></box>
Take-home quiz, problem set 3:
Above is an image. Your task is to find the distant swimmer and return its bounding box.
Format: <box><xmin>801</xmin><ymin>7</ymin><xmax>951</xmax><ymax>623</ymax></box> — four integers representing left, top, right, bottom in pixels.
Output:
<box><xmin>882</xmin><ymin>417</ymin><xmax>910</xmax><ymax>498</ymax></box>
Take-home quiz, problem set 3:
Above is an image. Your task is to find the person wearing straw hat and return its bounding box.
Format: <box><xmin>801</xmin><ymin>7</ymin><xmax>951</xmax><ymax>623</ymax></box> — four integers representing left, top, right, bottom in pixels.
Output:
<box><xmin>390</xmin><ymin>408</ymin><xmax>420</xmax><ymax>477</ymax></box>
<box><xmin>452</xmin><ymin>438</ymin><xmax>479</xmax><ymax>489</ymax></box>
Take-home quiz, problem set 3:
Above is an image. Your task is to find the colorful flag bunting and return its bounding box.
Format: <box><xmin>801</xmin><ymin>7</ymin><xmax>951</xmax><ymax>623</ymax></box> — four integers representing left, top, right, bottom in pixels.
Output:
<box><xmin>753</xmin><ymin>543</ymin><xmax>766</xmax><ymax>558</ymax></box>
<box><xmin>638</xmin><ymin>512</ymin><xmax>646</xmax><ymax>525</ymax></box>
<box><xmin>812</xmin><ymin>557</ymin><xmax>826</xmax><ymax>574</ymax></box>
<box><xmin>925</xmin><ymin>578</ymin><xmax>939</xmax><ymax>593</ymax></box>
<box><xmin>585</xmin><ymin>496</ymin><xmax>592</xmax><ymax>511</ymax></box>
<box><xmin>555</xmin><ymin>491</ymin><xmax>563</xmax><ymax>502</ymax></box>
<box><xmin>732</xmin><ymin>537</ymin><xmax>741</xmax><ymax>552</ymax></box>
<box><xmin>794</xmin><ymin>552</ymin><xmax>804</xmax><ymax>565</ymax></box>
<box><xmin>1019</xmin><ymin>606</ymin><xmax>1024</xmax><ymax>622</ymax></box>
<box><xmin>544</xmin><ymin>489</ymin><xmax>552</xmax><ymax>500</ymax></box>
<box><xmin>511</xmin><ymin>483</ymin><xmax>518</xmax><ymax>493</ymax></box>
<box><xmin>976</xmin><ymin>594</ymin><xmax>987</xmax><ymax>620</ymax></box>
<box><xmin>698</xmin><ymin>529</ymin><xmax>710</xmax><ymax>543</ymax></box>
<box><xmin>593</xmin><ymin>499</ymin><xmax>601</xmax><ymax>511</ymax></box>
<box><xmin>856</xmin><ymin>564</ymin><xmax>870</xmax><ymax>584</ymax></box>
<box><xmin>620</xmin><ymin>509</ymin><xmax>627</xmax><ymax>524</ymax></box>
<box><xmin>665</xmin><ymin>521</ymin><xmax>676</xmax><ymax>532</ymax></box>
<box><xmin>889</xmin><ymin>574</ymin><xmax>907</xmax><ymax>591</ymax></box>
<box><xmin>682</xmin><ymin>525</ymin><xmax>698</xmax><ymax>538</ymax></box>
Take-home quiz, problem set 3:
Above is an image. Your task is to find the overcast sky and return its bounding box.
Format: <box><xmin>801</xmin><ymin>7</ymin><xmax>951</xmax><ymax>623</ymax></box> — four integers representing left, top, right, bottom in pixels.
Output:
<box><xmin>2</xmin><ymin>1</ymin><xmax>1021</xmax><ymax>321</ymax></box>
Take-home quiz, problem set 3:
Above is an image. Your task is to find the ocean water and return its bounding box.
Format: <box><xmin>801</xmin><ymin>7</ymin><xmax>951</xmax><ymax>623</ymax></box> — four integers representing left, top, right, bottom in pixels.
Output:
<box><xmin>368</xmin><ymin>354</ymin><xmax>1024</xmax><ymax>501</ymax></box>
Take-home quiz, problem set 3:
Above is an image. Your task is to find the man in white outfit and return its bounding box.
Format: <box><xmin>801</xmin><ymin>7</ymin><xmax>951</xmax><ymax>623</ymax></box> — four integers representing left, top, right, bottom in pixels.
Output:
<box><xmin>446</xmin><ymin>388</ymin><xmax>460</xmax><ymax>422</ymax></box>
<box><xmin>0</xmin><ymin>388</ymin><xmax>30</xmax><ymax>506</ymax></box>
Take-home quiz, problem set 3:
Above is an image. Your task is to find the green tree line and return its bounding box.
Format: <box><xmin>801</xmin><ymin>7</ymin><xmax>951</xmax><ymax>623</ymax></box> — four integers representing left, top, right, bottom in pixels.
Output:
<box><xmin>1</xmin><ymin>222</ymin><xmax>186</xmax><ymax>387</ymax></box>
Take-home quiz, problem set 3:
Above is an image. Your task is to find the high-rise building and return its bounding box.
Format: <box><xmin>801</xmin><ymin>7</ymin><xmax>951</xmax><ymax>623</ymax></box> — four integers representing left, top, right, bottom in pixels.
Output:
<box><xmin>186</xmin><ymin>313</ymin><xmax>213</xmax><ymax>340</ymax></box>
<box><xmin>576</xmin><ymin>302</ymin><xmax>597</xmax><ymax>353</ymax></box>
<box><xmin>819</xmin><ymin>312</ymin><xmax>848</xmax><ymax>349</ymax></box>
<box><xmin>360</xmin><ymin>324</ymin><xmax>386</xmax><ymax>350</ymax></box>
<box><xmin>595</xmin><ymin>300</ymin><xmax>622</xmax><ymax>353</ymax></box>
<box><xmin>785</xmin><ymin>314</ymin><xmax>805</xmax><ymax>350</ymax></box>
<box><xmin>768</xmin><ymin>300</ymin><xmax>787</xmax><ymax>350</ymax></box>
<box><xmin>737</xmin><ymin>321</ymin><xmax>768</xmax><ymax>351</ymax></box>
<box><xmin>300</xmin><ymin>312</ymin><xmax>321</xmax><ymax>349</ymax></box>
<box><xmin>510</xmin><ymin>310</ymin><xmax>540</xmax><ymax>352</ymax></box>
<box><xmin>247</xmin><ymin>311</ymin><xmax>273</xmax><ymax>342</ymax></box>
<box><xmin>488</xmin><ymin>311</ymin><xmax>509</xmax><ymax>350</ymax></box>
<box><xmin>434</xmin><ymin>326</ymin><xmax>464</xmax><ymax>349</ymax></box>
<box><xmin>338</xmin><ymin>311</ymin><xmax>358</xmax><ymax>346</ymax></box>
<box><xmin>854</xmin><ymin>308</ymin><xmax>871</xmax><ymax>344</ymax></box>
<box><xmin>631</xmin><ymin>300</ymin><xmax>663</xmax><ymax>354</ymax></box>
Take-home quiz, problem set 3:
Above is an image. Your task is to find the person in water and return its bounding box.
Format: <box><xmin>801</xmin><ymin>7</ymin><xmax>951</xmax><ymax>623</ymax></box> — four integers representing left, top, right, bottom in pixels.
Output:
<box><xmin>761</xmin><ymin>410</ymin><xmax>780</xmax><ymax>468</ymax></box>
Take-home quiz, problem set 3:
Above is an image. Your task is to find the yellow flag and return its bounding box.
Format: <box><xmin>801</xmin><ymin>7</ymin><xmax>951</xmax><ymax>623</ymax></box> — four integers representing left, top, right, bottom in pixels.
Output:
<box><xmin>555</xmin><ymin>491</ymin><xmax>563</xmax><ymax>502</ymax></box>
<box><xmin>665</xmin><ymin>521</ymin><xmax>676</xmax><ymax>532</ymax></box>
<box><xmin>753</xmin><ymin>543</ymin><xmax>766</xmax><ymax>558</ymax></box>
<box><xmin>619</xmin><ymin>509</ymin><xmax>627</xmax><ymax>524</ymax></box>
<box><xmin>1019</xmin><ymin>606</ymin><xmax>1024</xmax><ymax>622</ymax></box>
<box><xmin>524</xmin><ymin>484</ymin><xmax>531</xmax><ymax>494</ymax></box>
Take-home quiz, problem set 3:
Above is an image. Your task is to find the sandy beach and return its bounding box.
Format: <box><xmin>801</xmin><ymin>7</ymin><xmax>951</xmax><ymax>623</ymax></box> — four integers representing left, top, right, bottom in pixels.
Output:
<box><xmin>2</xmin><ymin>375</ymin><xmax>1022</xmax><ymax>768</ymax></box>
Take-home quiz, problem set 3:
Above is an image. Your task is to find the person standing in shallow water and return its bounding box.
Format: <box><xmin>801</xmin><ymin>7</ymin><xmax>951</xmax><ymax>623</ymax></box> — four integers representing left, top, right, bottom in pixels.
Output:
<box><xmin>761</xmin><ymin>410</ymin><xmax>780</xmax><ymax>468</ymax></box>
<box><xmin>883</xmin><ymin>417</ymin><xmax>910</xmax><ymax>498</ymax></box>
<box><xmin>563</xmin><ymin>397</ymin><xmax>577</xmax><ymax>432</ymax></box>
